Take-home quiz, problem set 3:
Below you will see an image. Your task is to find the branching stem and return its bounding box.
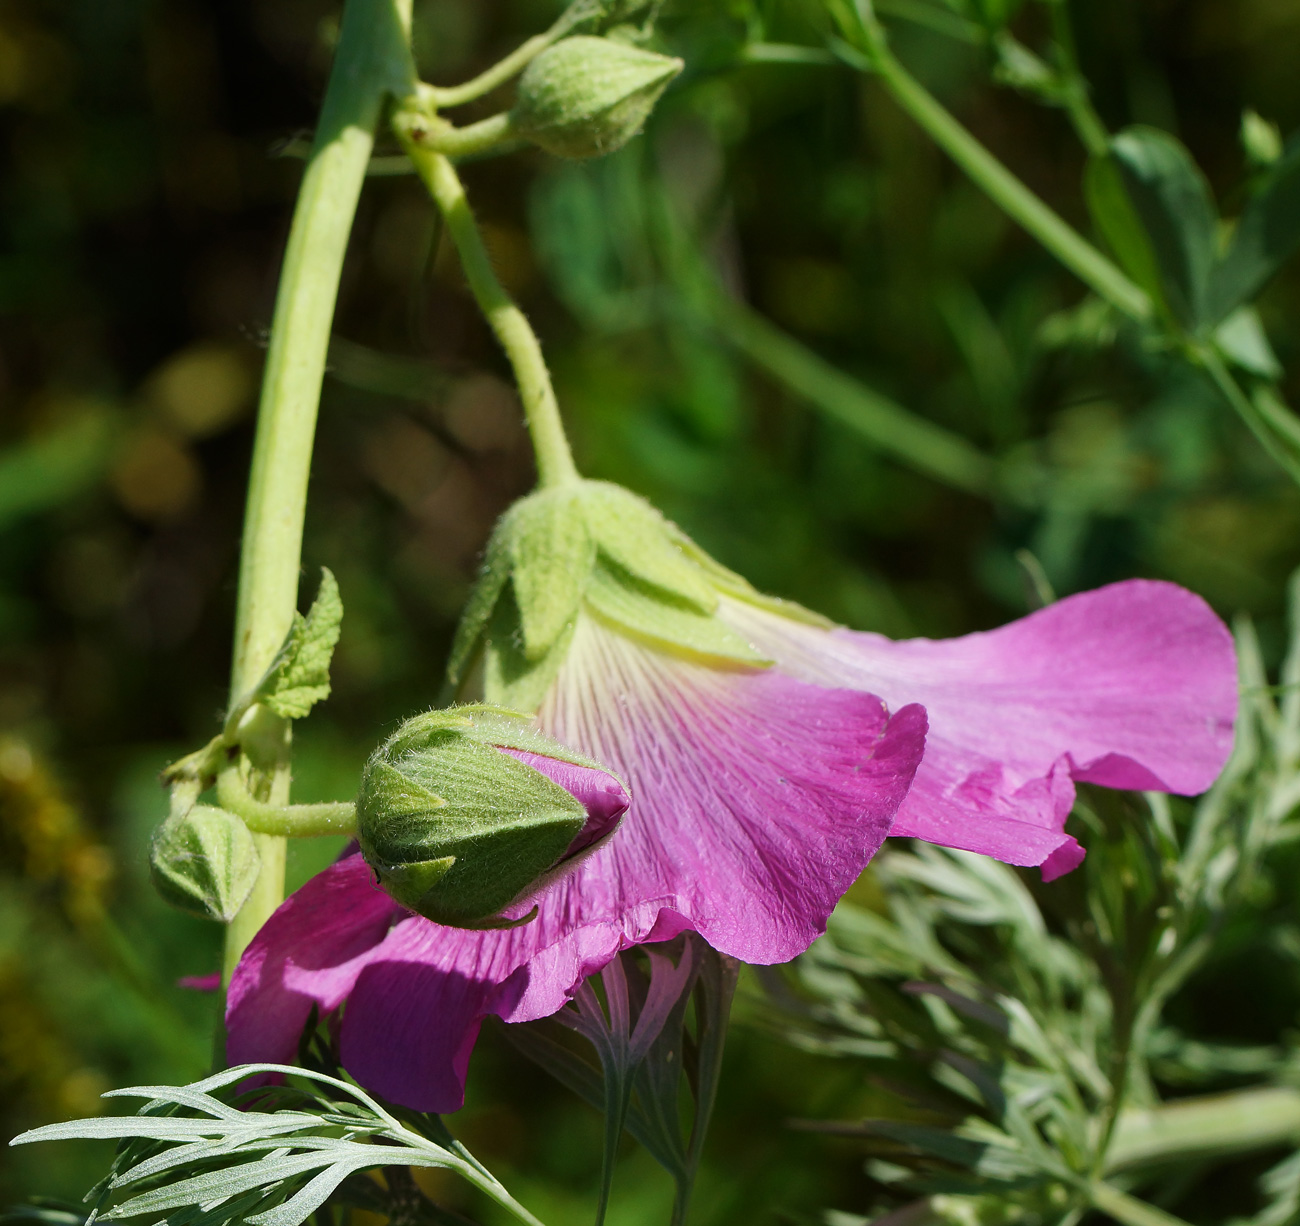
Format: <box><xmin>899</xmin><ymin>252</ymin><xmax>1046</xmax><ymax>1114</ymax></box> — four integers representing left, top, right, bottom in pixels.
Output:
<box><xmin>835</xmin><ymin>6</ymin><xmax>1150</xmax><ymax>322</ymax></box>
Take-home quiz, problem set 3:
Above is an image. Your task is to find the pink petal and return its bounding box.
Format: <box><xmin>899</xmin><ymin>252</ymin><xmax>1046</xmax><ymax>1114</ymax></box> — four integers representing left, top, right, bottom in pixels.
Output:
<box><xmin>178</xmin><ymin>973</ymin><xmax>221</xmax><ymax>992</ymax></box>
<box><xmin>498</xmin><ymin>747</ymin><xmax>630</xmax><ymax>851</ymax></box>
<box><xmin>228</xmin><ymin>615</ymin><xmax>926</xmax><ymax>1111</ymax></box>
<box><xmin>536</xmin><ymin>615</ymin><xmax>928</xmax><ymax>966</ymax></box>
<box><xmin>225</xmin><ymin>855</ymin><xmax>402</xmax><ymax>1071</ymax></box>
<box><xmin>727</xmin><ymin>580</ymin><xmax>1236</xmax><ymax>872</ymax></box>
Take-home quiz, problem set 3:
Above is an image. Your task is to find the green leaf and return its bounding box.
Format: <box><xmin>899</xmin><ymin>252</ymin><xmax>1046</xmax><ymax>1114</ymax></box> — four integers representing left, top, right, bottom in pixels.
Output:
<box><xmin>1209</xmin><ymin>134</ymin><xmax>1300</xmax><ymax>321</ymax></box>
<box><xmin>257</xmin><ymin>568</ymin><xmax>344</xmax><ymax>719</ymax></box>
<box><xmin>1084</xmin><ymin>153</ymin><xmax>1166</xmax><ymax>310</ymax></box>
<box><xmin>509</xmin><ymin>486</ymin><xmax>594</xmax><ymax>660</ymax></box>
<box><xmin>12</xmin><ymin>1064</ymin><xmax>545</xmax><ymax>1226</ymax></box>
<box><xmin>1107</xmin><ymin>126</ymin><xmax>1220</xmax><ymax>328</ymax></box>
<box><xmin>1214</xmin><ymin>306</ymin><xmax>1283</xmax><ymax>379</ymax></box>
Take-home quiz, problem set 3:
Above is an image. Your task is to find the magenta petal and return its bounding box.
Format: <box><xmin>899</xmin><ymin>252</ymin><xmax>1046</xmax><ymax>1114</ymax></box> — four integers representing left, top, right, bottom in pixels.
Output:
<box><xmin>727</xmin><ymin>580</ymin><xmax>1236</xmax><ymax>872</ymax></box>
<box><xmin>537</xmin><ymin>617</ymin><xmax>928</xmax><ymax>965</ymax></box>
<box><xmin>228</xmin><ymin>615</ymin><xmax>927</xmax><ymax>1112</ymax></box>
<box><xmin>498</xmin><ymin>746</ymin><xmax>630</xmax><ymax>851</ymax></box>
<box><xmin>225</xmin><ymin>855</ymin><xmax>401</xmax><ymax>1071</ymax></box>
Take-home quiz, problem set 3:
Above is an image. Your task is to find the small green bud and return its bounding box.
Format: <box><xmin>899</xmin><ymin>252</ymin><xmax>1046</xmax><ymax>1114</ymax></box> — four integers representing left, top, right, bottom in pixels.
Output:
<box><xmin>357</xmin><ymin>705</ymin><xmax>629</xmax><ymax>928</ymax></box>
<box><xmin>150</xmin><ymin>804</ymin><xmax>260</xmax><ymax>923</ymax></box>
<box><xmin>512</xmin><ymin>36</ymin><xmax>683</xmax><ymax>160</ymax></box>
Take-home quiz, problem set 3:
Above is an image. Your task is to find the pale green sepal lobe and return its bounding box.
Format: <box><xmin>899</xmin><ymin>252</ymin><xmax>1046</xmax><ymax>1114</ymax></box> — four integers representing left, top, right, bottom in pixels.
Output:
<box><xmin>581</xmin><ymin>480</ymin><xmax>718</xmax><ymax>612</ymax></box>
<box><xmin>447</xmin><ymin>528</ymin><xmax>511</xmax><ymax>686</ymax></box>
<box><xmin>585</xmin><ymin>561</ymin><xmax>771</xmax><ymax>666</ymax></box>
<box><xmin>483</xmin><ymin>587</ymin><xmax>577</xmax><ymax>712</ymax></box>
<box><xmin>509</xmin><ymin>485</ymin><xmax>594</xmax><ymax>660</ymax></box>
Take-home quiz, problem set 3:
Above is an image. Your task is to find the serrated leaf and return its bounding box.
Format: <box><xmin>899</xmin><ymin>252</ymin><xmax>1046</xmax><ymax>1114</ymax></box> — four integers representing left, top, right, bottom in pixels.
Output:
<box><xmin>508</xmin><ymin>487</ymin><xmax>594</xmax><ymax>661</ymax></box>
<box><xmin>1209</xmin><ymin>134</ymin><xmax>1300</xmax><ymax>321</ymax></box>
<box><xmin>584</xmin><ymin>561</ymin><xmax>771</xmax><ymax>666</ymax></box>
<box><xmin>257</xmin><ymin>568</ymin><xmax>343</xmax><ymax>720</ymax></box>
<box><xmin>1108</xmin><ymin>126</ymin><xmax>1220</xmax><ymax>328</ymax></box>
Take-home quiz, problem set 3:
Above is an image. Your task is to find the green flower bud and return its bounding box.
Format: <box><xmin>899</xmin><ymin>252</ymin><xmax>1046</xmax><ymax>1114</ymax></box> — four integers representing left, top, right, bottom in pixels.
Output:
<box><xmin>357</xmin><ymin>705</ymin><xmax>629</xmax><ymax>929</ymax></box>
<box><xmin>511</xmin><ymin>36</ymin><xmax>683</xmax><ymax>160</ymax></box>
<box><xmin>150</xmin><ymin>804</ymin><xmax>261</xmax><ymax>923</ymax></box>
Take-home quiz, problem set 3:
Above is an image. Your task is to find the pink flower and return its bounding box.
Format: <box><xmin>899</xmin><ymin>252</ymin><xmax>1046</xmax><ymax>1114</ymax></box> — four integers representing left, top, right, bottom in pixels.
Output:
<box><xmin>227</xmin><ymin>566</ymin><xmax>1235</xmax><ymax>1114</ymax></box>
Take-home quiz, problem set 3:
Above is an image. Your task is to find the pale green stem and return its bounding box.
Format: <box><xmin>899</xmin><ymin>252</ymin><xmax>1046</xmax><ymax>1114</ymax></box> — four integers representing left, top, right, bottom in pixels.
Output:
<box><xmin>426</xmin><ymin>33</ymin><xmax>552</xmax><ymax>108</ymax></box>
<box><xmin>1087</xmin><ymin>1182</ymin><xmax>1197</xmax><ymax>1226</ymax></box>
<box><xmin>400</xmin><ymin>140</ymin><xmax>579</xmax><ymax>488</ymax></box>
<box><xmin>844</xmin><ymin>16</ymin><xmax>1151</xmax><ymax>322</ymax></box>
<box><xmin>1198</xmin><ymin>346</ymin><xmax>1300</xmax><ymax>484</ymax></box>
<box><xmin>425</xmin><ymin>0</ymin><xmax>598</xmax><ymax>109</ymax></box>
<box><xmin>414</xmin><ymin>109</ymin><xmax>520</xmax><ymax>159</ymax></box>
<box><xmin>222</xmin><ymin>0</ymin><xmax>415</xmax><ymax>986</ymax></box>
<box><xmin>1043</xmin><ymin>0</ymin><xmax>1110</xmax><ymax>156</ymax></box>
<box><xmin>715</xmin><ymin>294</ymin><xmax>995</xmax><ymax>494</ymax></box>
<box><xmin>1106</xmin><ymin>1086</ymin><xmax>1300</xmax><ymax>1173</ymax></box>
<box><xmin>217</xmin><ymin>767</ymin><xmax>357</xmax><ymax>838</ymax></box>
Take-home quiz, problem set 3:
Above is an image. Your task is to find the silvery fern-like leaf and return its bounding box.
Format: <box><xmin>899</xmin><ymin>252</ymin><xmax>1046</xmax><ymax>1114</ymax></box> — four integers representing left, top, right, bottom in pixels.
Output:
<box><xmin>9</xmin><ymin>1064</ymin><xmax>546</xmax><ymax>1226</ymax></box>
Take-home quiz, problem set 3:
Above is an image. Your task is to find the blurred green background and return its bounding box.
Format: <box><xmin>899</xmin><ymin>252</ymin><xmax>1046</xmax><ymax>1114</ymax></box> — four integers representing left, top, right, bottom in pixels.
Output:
<box><xmin>2</xmin><ymin>0</ymin><xmax>1300</xmax><ymax>1222</ymax></box>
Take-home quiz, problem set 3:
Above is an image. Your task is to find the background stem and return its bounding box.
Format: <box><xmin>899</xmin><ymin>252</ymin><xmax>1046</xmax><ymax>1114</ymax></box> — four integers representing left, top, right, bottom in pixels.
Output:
<box><xmin>847</xmin><ymin>21</ymin><xmax>1150</xmax><ymax>321</ymax></box>
<box><xmin>221</xmin><ymin>0</ymin><xmax>415</xmax><ymax>985</ymax></box>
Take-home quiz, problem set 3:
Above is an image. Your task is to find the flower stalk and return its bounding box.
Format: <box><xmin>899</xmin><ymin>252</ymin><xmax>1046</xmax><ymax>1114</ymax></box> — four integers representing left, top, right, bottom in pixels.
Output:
<box><xmin>396</xmin><ymin>124</ymin><xmax>580</xmax><ymax>488</ymax></box>
<box><xmin>221</xmin><ymin>0</ymin><xmax>415</xmax><ymax>983</ymax></box>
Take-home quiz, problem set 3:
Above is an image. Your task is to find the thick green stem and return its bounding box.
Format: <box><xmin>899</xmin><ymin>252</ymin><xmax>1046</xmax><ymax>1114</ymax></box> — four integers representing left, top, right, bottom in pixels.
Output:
<box><xmin>400</xmin><ymin>140</ymin><xmax>579</xmax><ymax>488</ymax></box>
<box><xmin>844</xmin><ymin>18</ymin><xmax>1151</xmax><ymax>322</ymax></box>
<box><xmin>222</xmin><ymin>0</ymin><xmax>415</xmax><ymax>985</ymax></box>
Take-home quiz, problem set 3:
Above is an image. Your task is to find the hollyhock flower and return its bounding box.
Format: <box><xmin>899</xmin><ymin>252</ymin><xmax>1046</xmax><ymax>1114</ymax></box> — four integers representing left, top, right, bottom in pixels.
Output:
<box><xmin>227</xmin><ymin>481</ymin><xmax>1236</xmax><ymax>1113</ymax></box>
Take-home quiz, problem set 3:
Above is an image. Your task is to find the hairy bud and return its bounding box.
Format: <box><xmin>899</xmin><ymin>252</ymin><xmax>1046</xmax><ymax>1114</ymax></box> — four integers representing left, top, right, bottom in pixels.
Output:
<box><xmin>357</xmin><ymin>705</ymin><xmax>629</xmax><ymax>928</ymax></box>
<box><xmin>150</xmin><ymin>804</ymin><xmax>261</xmax><ymax>923</ymax></box>
<box><xmin>511</xmin><ymin>35</ymin><xmax>683</xmax><ymax>159</ymax></box>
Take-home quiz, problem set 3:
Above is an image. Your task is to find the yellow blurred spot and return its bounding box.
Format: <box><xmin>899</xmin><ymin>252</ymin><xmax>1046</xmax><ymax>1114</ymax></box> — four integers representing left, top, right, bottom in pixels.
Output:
<box><xmin>58</xmin><ymin>1067</ymin><xmax>110</xmax><ymax>1117</ymax></box>
<box><xmin>147</xmin><ymin>342</ymin><xmax>255</xmax><ymax>437</ymax></box>
<box><xmin>362</xmin><ymin>415</ymin><xmax>450</xmax><ymax>509</ymax></box>
<box><xmin>110</xmin><ymin>427</ymin><xmax>202</xmax><ymax>520</ymax></box>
